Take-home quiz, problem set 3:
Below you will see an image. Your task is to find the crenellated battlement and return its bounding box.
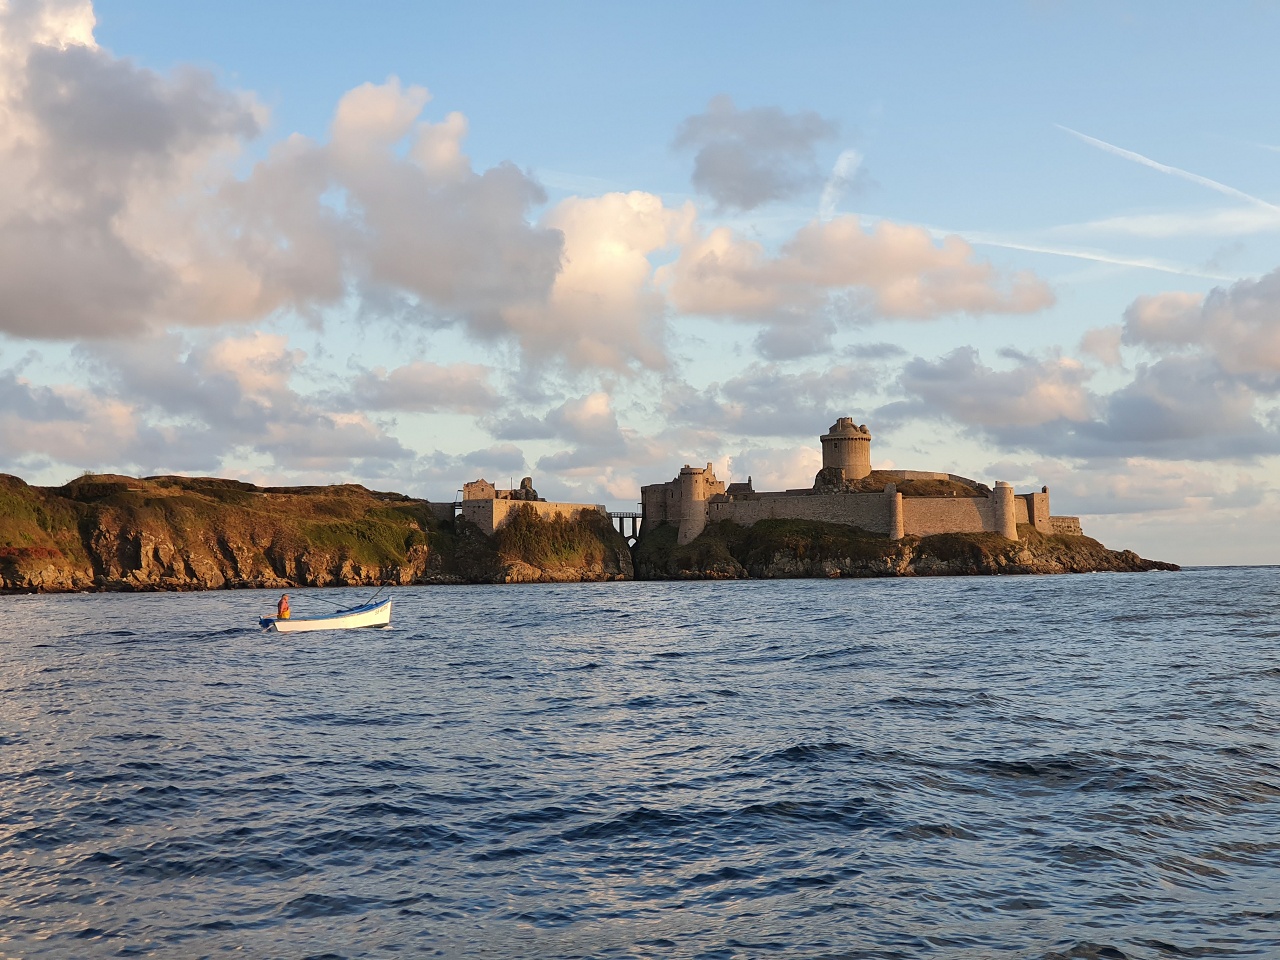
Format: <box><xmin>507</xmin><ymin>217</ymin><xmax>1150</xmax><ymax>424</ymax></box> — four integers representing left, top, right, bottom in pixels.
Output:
<box><xmin>640</xmin><ymin>419</ymin><xmax>1083</xmax><ymax>545</ymax></box>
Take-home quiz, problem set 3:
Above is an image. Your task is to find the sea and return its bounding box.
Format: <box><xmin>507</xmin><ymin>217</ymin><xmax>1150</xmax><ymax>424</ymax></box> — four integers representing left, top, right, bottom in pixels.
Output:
<box><xmin>1</xmin><ymin>568</ymin><xmax>1277</xmax><ymax>960</ymax></box>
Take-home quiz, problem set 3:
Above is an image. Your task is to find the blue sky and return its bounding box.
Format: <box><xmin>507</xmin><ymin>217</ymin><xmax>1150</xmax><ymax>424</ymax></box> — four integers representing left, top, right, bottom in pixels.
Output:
<box><xmin>3</xmin><ymin>0</ymin><xmax>1280</xmax><ymax>564</ymax></box>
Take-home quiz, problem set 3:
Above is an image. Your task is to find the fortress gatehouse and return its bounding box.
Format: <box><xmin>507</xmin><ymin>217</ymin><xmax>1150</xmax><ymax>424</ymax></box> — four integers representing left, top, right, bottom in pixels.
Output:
<box><xmin>640</xmin><ymin>418</ymin><xmax>1083</xmax><ymax>545</ymax></box>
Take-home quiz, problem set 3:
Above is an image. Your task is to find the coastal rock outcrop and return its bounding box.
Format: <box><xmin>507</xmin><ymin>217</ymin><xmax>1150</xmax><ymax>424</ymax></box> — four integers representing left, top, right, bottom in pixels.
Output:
<box><xmin>632</xmin><ymin>519</ymin><xmax>1177</xmax><ymax>580</ymax></box>
<box><xmin>0</xmin><ymin>473</ymin><xmax>631</xmax><ymax>593</ymax></box>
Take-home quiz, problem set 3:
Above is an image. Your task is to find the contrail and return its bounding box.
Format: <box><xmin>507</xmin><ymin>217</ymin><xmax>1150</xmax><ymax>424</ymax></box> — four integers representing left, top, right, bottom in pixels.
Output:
<box><xmin>819</xmin><ymin>148</ymin><xmax>863</xmax><ymax>221</ymax></box>
<box><xmin>848</xmin><ymin>210</ymin><xmax>1239</xmax><ymax>280</ymax></box>
<box><xmin>1056</xmin><ymin>124</ymin><xmax>1280</xmax><ymax>215</ymax></box>
<box><xmin>963</xmin><ymin>234</ymin><xmax>1238</xmax><ymax>281</ymax></box>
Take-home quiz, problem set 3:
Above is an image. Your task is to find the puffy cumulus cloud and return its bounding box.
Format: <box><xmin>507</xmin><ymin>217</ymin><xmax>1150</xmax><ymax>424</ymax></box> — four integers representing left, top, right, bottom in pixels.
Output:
<box><xmin>347</xmin><ymin>361</ymin><xmax>499</xmax><ymax>414</ymax></box>
<box><xmin>725</xmin><ymin>444</ymin><xmax>823</xmax><ymax>491</ymax></box>
<box><xmin>786</xmin><ymin>219</ymin><xmax>1054</xmax><ymax>319</ymax></box>
<box><xmin>1012</xmin><ymin>456</ymin><xmax>1236</xmax><ymax>517</ymax></box>
<box><xmin>752</xmin><ymin>311</ymin><xmax>839</xmax><ymax>360</ymax></box>
<box><xmin>534</xmin><ymin>434</ymin><xmax>669</xmax><ymax>501</ymax></box>
<box><xmin>0</xmin><ymin>0</ymin><xmax>266</xmax><ymax>338</ymax></box>
<box><xmin>662</xmin><ymin>362</ymin><xmax>879</xmax><ymax>438</ymax></box>
<box><xmin>1123</xmin><ymin>269</ymin><xmax>1280</xmax><ymax>384</ymax></box>
<box><xmin>0</xmin><ymin>368</ymin><xmax>150</xmax><ymax>470</ymax></box>
<box><xmin>659</xmin><ymin>217</ymin><xmax>1054</xmax><ymax>355</ymax></box>
<box><xmin>461</xmin><ymin>443</ymin><xmax>526</xmax><ymax>474</ymax></box>
<box><xmin>673</xmin><ymin>95</ymin><xmax>836</xmax><ymax>211</ymax></box>
<box><xmin>545</xmin><ymin>392</ymin><xmax>623</xmax><ymax>447</ymax></box>
<box><xmin>1079</xmin><ymin>325</ymin><xmax>1124</xmax><ymax>367</ymax></box>
<box><xmin>0</xmin><ymin>17</ymin><xmax>688</xmax><ymax>374</ymax></box>
<box><xmin>316</xmin><ymin>79</ymin><xmax>562</xmax><ymax>331</ymax></box>
<box><xmin>70</xmin><ymin>331</ymin><xmax>411</xmax><ymax>472</ymax></box>
<box><xmin>894</xmin><ymin>347</ymin><xmax>1094</xmax><ymax>430</ymax></box>
<box><xmin>505</xmin><ymin>191</ymin><xmax>695</xmax><ymax>370</ymax></box>
<box><xmin>0</xmin><ymin>16</ymin><xmax>577</xmax><ymax>364</ymax></box>
<box><xmin>892</xmin><ymin>347</ymin><xmax>1280</xmax><ymax>462</ymax></box>
<box><xmin>1092</xmin><ymin>356</ymin><xmax>1268</xmax><ymax>456</ymax></box>
<box><xmin>490</xmin><ymin>391</ymin><xmax>624</xmax><ymax>449</ymax></box>
<box><xmin>477</xmin><ymin>390</ymin><xmax>665</xmax><ymax>500</ymax></box>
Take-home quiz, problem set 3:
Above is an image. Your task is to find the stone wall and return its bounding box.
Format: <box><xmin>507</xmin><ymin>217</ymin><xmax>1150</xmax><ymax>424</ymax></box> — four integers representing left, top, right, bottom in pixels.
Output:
<box><xmin>463</xmin><ymin>479</ymin><xmax>497</xmax><ymax>501</ymax></box>
<box><xmin>707</xmin><ymin>490</ymin><xmax>896</xmax><ymax>534</ymax></box>
<box><xmin>640</xmin><ymin>482</ymin><xmax>673</xmax><ymax>525</ymax></box>
<box><xmin>640</xmin><ymin>464</ymin><xmax>726</xmax><ymax>544</ymax></box>
<box><xmin>879</xmin><ymin>470</ymin><xmax>951</xmax><ymax>481</ymax></box>
<box><xmin>900</xmin><ymin>496</ymin><xmax>1000</xmax><ymax>537</ymax></box>
<box><xmin>1017</xmin><ymin>492</ymin><xmax>1052</xmax><ymax>532</ymax></box>
<box><xmin>1050</xmin><ymin>516</ymin><xmax>1083</xmax><ymax>536</ymax></box>
<box><xmin>461</xmin><ymin>499</ymin><xmax>608</xmax><ymax>536</ymax></box>
<box><xmin>427</xmin><ymin>502</ymin><xmax>456</xmax><ymax>524</ymax></box>
<box><xmin>636</xmin><ymin>417</ymin><xmax>1080</xmax><ymax>546</ymax></box>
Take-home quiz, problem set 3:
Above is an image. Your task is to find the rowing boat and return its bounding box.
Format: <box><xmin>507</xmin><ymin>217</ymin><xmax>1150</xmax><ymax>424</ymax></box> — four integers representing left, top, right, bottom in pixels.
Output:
<box><xmin>259</xmin><ymin>598</ymin><xmax>392</xmax><ymax>633</ymax></box>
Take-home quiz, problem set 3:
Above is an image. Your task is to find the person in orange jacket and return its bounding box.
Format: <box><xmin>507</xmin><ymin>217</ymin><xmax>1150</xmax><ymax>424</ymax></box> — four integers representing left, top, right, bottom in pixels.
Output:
<box><xmin>277</xmin><ymin>594</ymin><xmax>291</xmax><ymax>620</ymax></box>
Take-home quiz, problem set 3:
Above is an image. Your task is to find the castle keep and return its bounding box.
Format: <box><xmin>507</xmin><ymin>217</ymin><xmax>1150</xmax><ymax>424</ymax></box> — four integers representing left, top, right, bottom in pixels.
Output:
<box><xmin>641</xmin><ymin>418</ymin><xmax>1083</xmax><ymax>546</ymax></box>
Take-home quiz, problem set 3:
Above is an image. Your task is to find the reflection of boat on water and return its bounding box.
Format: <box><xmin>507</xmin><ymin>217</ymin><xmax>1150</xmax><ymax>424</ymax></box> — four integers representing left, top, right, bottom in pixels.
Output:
<box><xmin>259</xmin><ymin>598</ymin><xmax>392</xmax><ymax>633</ymax></box>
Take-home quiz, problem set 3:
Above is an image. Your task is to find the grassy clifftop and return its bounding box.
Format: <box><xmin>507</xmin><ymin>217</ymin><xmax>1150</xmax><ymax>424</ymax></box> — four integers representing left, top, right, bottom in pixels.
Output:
<box><xmin>633</xmin><ymin>518</ymin><xmax>1178</xmax><ymax>579</ymax></box>
<box><xmin>0</xmin><ymin>474</ymin><xmax>630</xmax><ymax>591</ymax></box>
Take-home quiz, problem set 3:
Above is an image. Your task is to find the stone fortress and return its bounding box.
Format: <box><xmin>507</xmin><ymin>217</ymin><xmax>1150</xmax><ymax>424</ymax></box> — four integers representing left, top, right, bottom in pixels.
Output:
<box><xmin>459</xmin><ymin>477</ymin><xmax>608</xmax><ymax>536</ymax></box>
<box><xmin>640</xmin><ymin>418</ymin><xmax>1083</xmax><ymax>546</ymax></box>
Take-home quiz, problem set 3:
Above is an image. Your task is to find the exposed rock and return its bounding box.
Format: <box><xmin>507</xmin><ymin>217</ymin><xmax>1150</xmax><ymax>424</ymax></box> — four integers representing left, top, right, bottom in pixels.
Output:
<box><xmin>0</xmin><ymin>473</ymin><xmax>630</xmax><ymax>593</ymax></box>
<box><xmin>633</xmin><ymin>519</ymin><xmax>1177</xmax><ymax>580</ymax></box>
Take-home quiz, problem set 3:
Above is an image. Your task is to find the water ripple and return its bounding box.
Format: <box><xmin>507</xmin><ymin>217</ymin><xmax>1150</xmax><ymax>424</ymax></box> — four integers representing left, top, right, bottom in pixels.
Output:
<box><xmin>0</xmin><ymin>570</ymin><xmax>1277</xmax><ymax>957</ymax></box>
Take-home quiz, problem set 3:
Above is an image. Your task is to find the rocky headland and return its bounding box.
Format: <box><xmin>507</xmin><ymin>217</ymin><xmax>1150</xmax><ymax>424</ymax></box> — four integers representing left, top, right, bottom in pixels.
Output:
<box><xmin>0</xmin><ymin>473</ymin><xmax>631</xmax><ymax>593</ymax></box>
<box><xmin>632</xmin><ymin>518</ymin><xmax>1178</xmax><ymax>579</ymax></box>
<box><xmin>0</xmin><ymin>473</ymin><xmax>1176</xmax><ymax>593</ymax></box>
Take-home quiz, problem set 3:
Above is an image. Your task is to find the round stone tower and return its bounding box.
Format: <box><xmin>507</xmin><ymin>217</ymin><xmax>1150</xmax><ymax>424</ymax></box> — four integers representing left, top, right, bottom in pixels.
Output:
<box><xmin>820</xmin><ymin>418</ymin><xmax>872</xmax><ymax>481</ymax></box>
<box><xmin>993</xmin><ymin>481</ymin><xmax>1018</xmax><ymax>540</ymax></box>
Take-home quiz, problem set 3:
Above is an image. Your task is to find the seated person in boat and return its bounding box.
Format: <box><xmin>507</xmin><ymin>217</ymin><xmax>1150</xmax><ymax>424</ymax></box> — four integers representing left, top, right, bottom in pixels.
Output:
<box><xmin>277</xmin><ymin>594</ymin><xmax>291</xmax><ymax>620</ymax></box>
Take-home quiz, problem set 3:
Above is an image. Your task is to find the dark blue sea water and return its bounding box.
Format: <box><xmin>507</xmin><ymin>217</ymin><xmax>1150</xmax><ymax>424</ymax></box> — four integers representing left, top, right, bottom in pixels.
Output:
<box><xmin>1</xmin><ymin>569</ymin><xmax>1277</xmax><ymax>959</ymax></box>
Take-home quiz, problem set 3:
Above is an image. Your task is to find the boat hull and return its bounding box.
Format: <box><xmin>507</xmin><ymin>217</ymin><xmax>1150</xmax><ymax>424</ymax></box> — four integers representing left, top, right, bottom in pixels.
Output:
<box><xmin>260</xmin><ymin>598</ymin><xmax>392</xmax><ymax>633</ymax></box>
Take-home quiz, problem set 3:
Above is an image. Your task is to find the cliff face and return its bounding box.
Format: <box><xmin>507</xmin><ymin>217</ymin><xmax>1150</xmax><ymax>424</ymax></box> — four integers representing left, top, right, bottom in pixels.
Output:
<box><xmin>0</xmin><ymin>474</ymin><xmax>631</xmax><ymax>593</ymax></box>
<box><xmin>633</xmin><ymin>519</ymin><xmax>1178</xmax><ymax>580</ymax></box>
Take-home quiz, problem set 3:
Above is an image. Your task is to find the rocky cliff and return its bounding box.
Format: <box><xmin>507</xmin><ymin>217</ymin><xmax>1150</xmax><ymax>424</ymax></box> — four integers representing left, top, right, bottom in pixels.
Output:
<box><xmin>0</xmin><ymin>474</ymin><xmax>632</xmax><ymax>593</ymax></box>
<box><xmin>633</xmin><ymin>518</ymin><xmax>1178</xmax><ymax>579</ymax></box>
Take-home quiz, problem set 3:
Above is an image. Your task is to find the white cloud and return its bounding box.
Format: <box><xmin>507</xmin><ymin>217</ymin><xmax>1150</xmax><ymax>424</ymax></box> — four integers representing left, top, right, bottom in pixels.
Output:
<box><xmin>726</xmin><ymin>445</ymin><xmax>822</xmax><ymax>491</ymax></box>
<box><xmin>895</xmin><ymin>347</ymin><xmax>1093</xmax><ymax>430</ymax></box>
<box><xmin>660</xmin><ymin>216</ymin><xmax>1054</xmax><ymax>332</ymax></box>
<box><xmin>891</xmin><ymin>347</ymin><xmax>1280</xmax><ymax>462</ymax></box>
<box><xmin>1079</xmin><ymin>325</ymin><xmax>1124</xmax><ymax>367</ymax></box>
<box><xmin>661</xmin><ymin>363</ymin><xmax>879</xmax><ymax>438</ymax></box>
<box><xmin>507</xmin><ymin>191</ymin><xmax>695</xmax><ymax>371</ymax></box>
<box><xmin>0</xmin><ymin>1</ymin><xmax>266</xmax><ymax>339</ymax></box>
<box><xmin>348</xmin><ymin>361</ymin><xmax>499</xmax><ymax>414</ymax></box>
<box><xmin>1123</xmin><ymin>269</ymin><xmax>1280</xmax><ymax>383</ymax></box>
<box><xmin>674</xmin><ymin>95</ymin><xmax>836</xmax><ymax>211</ymax></box>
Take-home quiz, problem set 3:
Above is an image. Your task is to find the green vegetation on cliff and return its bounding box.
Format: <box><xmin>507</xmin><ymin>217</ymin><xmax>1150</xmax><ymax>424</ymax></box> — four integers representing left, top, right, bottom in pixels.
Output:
<box><xmin>0</xmin><ymin>474</ymin><xmax>629</xmax><ymax>592</ymax></box>
<box><xmin>633</xmin><ymin>519</ymin><xmax>902</xmax><ymax>578</ymax></box>
<box><xmin>1</xmin><ymin>473</ymin><xmax>458</xmax><ymax>591</ymax></box>
<box><xmin>447</xmin><ymin>505</ymin><xmax>633</xmax><ymax>584</ymax></box>
<box><xmin>633</xmin><ymin>518</ymin><xmax>1177</xmax><ymax>579</ymax></box>
<box><xmin>494</xmin><ymin>504</ymin><xmax>626</xmax><ymax>569</ymax></box>
<box><xmin>0</xmin><ymin>475</ymin><xmax>89</xmax><ymax>567</ymax></box>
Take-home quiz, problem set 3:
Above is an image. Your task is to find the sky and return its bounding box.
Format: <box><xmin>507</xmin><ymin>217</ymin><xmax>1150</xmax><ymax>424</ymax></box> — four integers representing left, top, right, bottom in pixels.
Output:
<box><xmin>2</xmin><ymin>0</ymin><xmax>1280</xmax><ymax>565</ymax></box>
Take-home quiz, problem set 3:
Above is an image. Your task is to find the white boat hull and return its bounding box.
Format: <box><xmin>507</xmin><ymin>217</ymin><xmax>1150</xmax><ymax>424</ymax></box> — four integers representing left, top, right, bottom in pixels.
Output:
<box><xmin>260</xmin><ymin>598</ymin><xmax>392</xmax><ymax>633</ymax></box>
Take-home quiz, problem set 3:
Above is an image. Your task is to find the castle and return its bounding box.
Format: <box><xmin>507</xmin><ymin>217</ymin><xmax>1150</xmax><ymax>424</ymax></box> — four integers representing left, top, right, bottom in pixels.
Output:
<box><xmin>640</xmin><ymin>418</ymin><xmax>1083</xmax><ymax>545</ymax></box>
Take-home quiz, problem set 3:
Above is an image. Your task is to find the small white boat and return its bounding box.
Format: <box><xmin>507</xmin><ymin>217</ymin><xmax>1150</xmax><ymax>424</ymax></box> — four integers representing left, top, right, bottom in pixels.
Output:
<box><xmin>259</xmin><ymin>598</ymin><xmax>392</xmax><ymax>633</ymax></box>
